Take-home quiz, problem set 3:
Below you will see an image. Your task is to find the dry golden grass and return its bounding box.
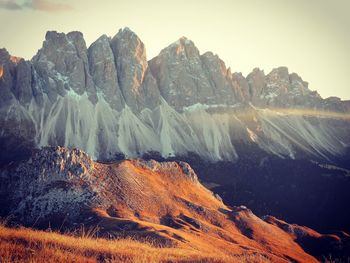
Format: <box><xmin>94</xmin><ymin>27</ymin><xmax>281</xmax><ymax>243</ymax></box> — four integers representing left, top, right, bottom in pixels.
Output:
<box><xmin>0</xmin><ymin>224</ymin><xmax>271</xmax><ymax>263</ymax></box>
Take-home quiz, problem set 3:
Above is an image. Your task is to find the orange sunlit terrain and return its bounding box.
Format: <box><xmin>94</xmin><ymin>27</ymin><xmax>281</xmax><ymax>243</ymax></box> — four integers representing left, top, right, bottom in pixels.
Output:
<box><xmin>0</xmin><ymin>223</ymin><xmax>244</xmax><ymax>263</ymax></box>
<box><xmin>1</xmin><ymin>156</ymin><xmax>331</xmax><ymax>263</ymax></box>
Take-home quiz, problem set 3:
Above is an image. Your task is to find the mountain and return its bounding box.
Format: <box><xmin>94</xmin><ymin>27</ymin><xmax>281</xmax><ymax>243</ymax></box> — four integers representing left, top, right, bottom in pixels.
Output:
<box><xmin>0</xmin><ymin>27</ymin><xmax>349</xmax><ymax>164</ymax></box>
<box><xmin>1</xmin><ymin>146</ymin><xmax>349</xmax><ymax>262</ymax></box>
<box><xmin>1</xmin><ymin>27</ymin><xmax>350</xmax><ymax>251</ymax></box>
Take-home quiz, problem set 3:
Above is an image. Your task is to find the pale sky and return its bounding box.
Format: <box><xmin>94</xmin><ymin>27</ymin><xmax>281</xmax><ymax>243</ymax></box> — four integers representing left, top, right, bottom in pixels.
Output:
<box><xmin>0</xmin><ymin>0</ymin><xmax>349</xmax><ymax>99</ymax></box>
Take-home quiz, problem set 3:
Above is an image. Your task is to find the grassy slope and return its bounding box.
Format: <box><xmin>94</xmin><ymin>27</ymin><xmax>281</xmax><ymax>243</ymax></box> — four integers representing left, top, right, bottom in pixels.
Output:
<box><xmin>0</xmin><ymin>224</ymin><xmax>271</xmax><ymax>263</ymax></box>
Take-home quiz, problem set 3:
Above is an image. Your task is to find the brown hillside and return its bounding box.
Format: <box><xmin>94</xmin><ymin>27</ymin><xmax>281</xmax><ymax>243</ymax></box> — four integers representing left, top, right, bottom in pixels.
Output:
<box><xmin>1</xmin><ymin>147</ymin><xmax>348</xmax><ymax>262</ymax></box>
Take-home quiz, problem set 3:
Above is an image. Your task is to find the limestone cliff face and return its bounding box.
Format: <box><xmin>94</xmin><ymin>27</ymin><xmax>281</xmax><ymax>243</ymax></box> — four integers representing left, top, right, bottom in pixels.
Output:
<box><xmin>110</xmin><ymin>28</ymin><xmax>160</xmax><ymax>111</ymax></box>
<box><xmin>149</xmin><ymin>37</ymin><xmax>213</xmax><ymax>109</ymax></box>
<box><xmin>0</xmin><ymin>28</ymin><xmax>349</xmax><ymax>162</ymax></box>
<box><xmin>88</xmin><ymin>34</ymin><xmax>124</xmax><ymax>111</ymax></box>
<box><xmin>32</xmin><ymin>31</ymin><xmax>97</xmax><ymax>103</ymax></box>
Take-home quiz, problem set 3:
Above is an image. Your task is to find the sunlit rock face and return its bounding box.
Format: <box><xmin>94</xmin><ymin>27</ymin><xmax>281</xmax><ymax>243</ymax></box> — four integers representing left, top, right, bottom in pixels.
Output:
<box><xmin>110</xmin><ymin>28</ymin><xmax>160</xmax><ymax>111</ymax></box>
<box><xmin>0</xmin><ymin>28</ymin><xmax>349</xmax><ymax>162</ymax></box>
<box><xmin>88</xmin><ymin>34</ymin><xmax>124</xmax><ymax>111</ymax></box>
<box><xmin>149</xmin><ymin>37</ymin><xmax>214</xmax><ymax>109</ymax></box>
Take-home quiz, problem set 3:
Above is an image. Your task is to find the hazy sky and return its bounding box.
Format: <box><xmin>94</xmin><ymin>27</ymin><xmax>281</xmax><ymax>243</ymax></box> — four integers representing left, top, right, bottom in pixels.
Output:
<box><xmin>0</xmin><ymin>0</ymin><xmax>349</xmax><ymax>99</ymax></box>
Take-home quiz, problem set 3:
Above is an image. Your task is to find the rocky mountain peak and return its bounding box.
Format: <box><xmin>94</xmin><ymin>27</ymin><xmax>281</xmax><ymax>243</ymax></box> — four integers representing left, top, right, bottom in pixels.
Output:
<box><xmin>265</xmin><ymin>66</ymin><xmax>291</xmax><ymax>94</ymax></box>
<box><xmin>43</xmin><ymin>30</ymin><xmax>84</xmax><ymax>46</ymax></box>
<box><xmin>201</xmin><ymin>51</ymin><xmax>227</xmax><ymax>73</ymax></box>
<box><xmin>0</xmin><ymin>48</ymin><xmax>22</xmax><ymax>66</ymax></box>
<box><xmin>179</xmin><ymin>36</ymin><xmax>189</xmax><ymax>41</ymax></box>
<box><xmin>162</xmin><ymin>36</ymin><xmax>200</xmax><ymax>60</ymax></box>
<box><xmin>0</xmin><ymin>49</ymin><xmax>9</xmax><ymax>80</ymax></box>
<box><xmin>289</xmin><ymin>72</ymin><xmax>309</xmax><ymax>89</ymax></box>
<box><xmin>0</xmin><ymin>48</ymin><xmax>31</xmax><ymax>105</ymax></box>
<box><xmin>111</xmin><ymin>27</ymin><xmax>147</xmax><ymax>62</ymax></box>
<box><xmin>88</xmin><ymin>34</ymin><xmax>124</xmax><ymax>110</ymax></box>
<box><xmin>66</xmin><ymin>31</ymin><xmax>84</xmax><ymax>41</ymax></box>
<box><xmin>110</xmin><ymin>27</ymin><xmax>159</xmax><ymax>111</ymax></box>
<box><xmin>178</xmin><ymin>36</ymin><xmax>197</xmax><ymax>48</ymax></box>
<box><xmin>117</xmin><ymin>27</ymin><xmax>135</xmax><ymax>36</ymax></box>
<box><xmin>95</xmin><ymin>34</ymin><xmax>110</xmax><ymax>43</ymax></box>
<box><xmin>149</xmin><ymin>37</ymin><xmax>227</xmax><ymax>109</ymax></box>
<box><xmin>44</xmin><ymin>31</ymin><xmax>68</xmax><ymax>45</ymax></box>
<box><xmin>231</xmin><ymin>72</ymin><xmax>250</xmax><ymax>101</ymax></box>
<box><xmin>246</xmin><ymin>67</ymin><xmax>266</xmax><ymax>103</ymax></box>
<box><xmin>0</xmin><ymin>28</ymin><xmax>349</xmax><ymax>163</ymax></box>
<box><xmin>33</xmin><ymin>30</ymin><xmax>96</xmax><ymax>102</ymax></box>
<box><xmin>250</xmin><ymin>67</ymin><xmax>265</xmax><ymax>75</ymax></box>
<box><xmin>111</xmin><ymin>27</ymin><xmax>146</xmax><ymax>54</ymax></box>
<box><xmin>0</xmin><ymin>48</ymin><xmax>10</xmax><ymax>63</ymax></box>
<box><xmin>243</xmin><ymin>66</ymin><xmax>319</xmax><ymax>107</ymax></box>
<box><xmin>269</xmin><ymin>66</ymin><xmax>289</xmax><ymax>77</ymax></box>
<box><xmin>258</xmin><ymin>67</ymin><xmax>317</xmax><ymax>107</ymax></box>
<box><xmin>201</xmin><ymin>51</ymin><xmax>217</xmax><ymax>58</ymax></box>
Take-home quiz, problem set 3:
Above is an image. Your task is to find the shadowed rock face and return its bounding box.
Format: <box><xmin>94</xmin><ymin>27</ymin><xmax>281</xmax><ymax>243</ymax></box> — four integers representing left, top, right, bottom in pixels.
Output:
<box><xmin>264</xmin><ymin>216</ymin><xmax>350</xmax><ymax>260</ymax></box>
<box><xmin>32</xmin><ymin>31</ymin><xmax>97</xmax><ymax>103</ymax></box>
<box><xmin>0</xmin><ymin>28</ymin><xmax>349</xmax><ymax>162</ymax></box>
<box><xmin>2</xmin><ymin>146</ymin><xmax>348</xmax><ymax>262</ymax></box>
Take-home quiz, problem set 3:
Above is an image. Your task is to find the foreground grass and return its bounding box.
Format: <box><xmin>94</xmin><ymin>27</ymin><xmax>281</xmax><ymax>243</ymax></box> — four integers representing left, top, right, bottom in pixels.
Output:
<box><xmin>0</xmin><ymin>224</ymin><xmax>271</xmax><ymax>263</ymax></box>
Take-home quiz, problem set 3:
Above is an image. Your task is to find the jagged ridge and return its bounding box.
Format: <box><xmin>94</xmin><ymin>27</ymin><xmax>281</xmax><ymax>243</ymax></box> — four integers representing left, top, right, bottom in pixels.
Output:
<box><xmin>0</xmin><ymin>28</ymin><xmax>349</xmax><ymax>162</ymax></box>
